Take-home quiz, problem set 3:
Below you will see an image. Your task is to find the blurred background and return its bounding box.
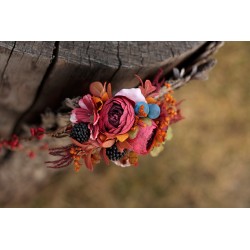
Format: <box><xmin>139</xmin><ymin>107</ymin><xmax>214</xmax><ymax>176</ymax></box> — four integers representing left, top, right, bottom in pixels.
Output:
<box><xmin>3</xmin><ymin>42</ymin><xmax>250</xmax><ymax>207</ymax></box>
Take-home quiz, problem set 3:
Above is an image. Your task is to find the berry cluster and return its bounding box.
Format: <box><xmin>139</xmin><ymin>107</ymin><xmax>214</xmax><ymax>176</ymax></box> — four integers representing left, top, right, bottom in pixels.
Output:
<box><xmin>106</xmin><ymin>144</ymin><xmax>126</xmax><ymax>161</ymax></box>
<box><xmin>70</xmin><ymin>123</ymin><xmax>90</xmax><ymax>143</ymax></box>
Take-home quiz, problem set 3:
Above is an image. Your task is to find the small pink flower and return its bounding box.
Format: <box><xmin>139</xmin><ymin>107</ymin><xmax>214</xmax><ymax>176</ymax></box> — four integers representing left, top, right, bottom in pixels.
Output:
<box><xmin>128</xmin><ymin>121</ymin><xmax>157</xmax><ymax>155</ymax></box>
<box><xmin>70</xmin><ymin>94</ymin><xmax>99</xmax><ymax>125</ymax></box>
<box><xmin>98</xmin><ymin>96</ymin><xmax>135</xmax><ymax>136</ymax></box>
<box><xmin>70</xmin><ymin>94</ymin><xmax>100</xmax><ymax>139</ymax></box>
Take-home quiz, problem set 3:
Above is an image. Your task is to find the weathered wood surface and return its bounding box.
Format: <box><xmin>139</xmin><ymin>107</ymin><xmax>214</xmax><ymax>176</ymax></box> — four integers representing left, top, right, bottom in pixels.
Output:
<box><xmin>0</xmin><ymin>41</ymin><xmax>223</xmax><ymax>205</ymax></box>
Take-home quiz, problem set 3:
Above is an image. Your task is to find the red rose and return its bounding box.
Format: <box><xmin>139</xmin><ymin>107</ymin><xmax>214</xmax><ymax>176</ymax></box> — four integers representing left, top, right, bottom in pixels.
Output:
<box><xmin>98</xmin><ymin>96</ymin><xmax>135</xmax><ymax>136</ymax></box>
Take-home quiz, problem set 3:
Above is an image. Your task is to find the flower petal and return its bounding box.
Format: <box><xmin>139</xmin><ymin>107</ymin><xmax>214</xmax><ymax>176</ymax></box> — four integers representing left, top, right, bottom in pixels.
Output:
<box><xmin>79</xmin><ymin>94</ymin><xmax>94</xmax><ymax>110</ymax></box>
<box><xmin>79</xmin><ymin>99</ymin><xmax>87</xmax><ymax>109</ymax></box>
<box><xmin>74</xmin><ymin>108</ymin><xmax>93</xmax><ymax>123</ymax></box>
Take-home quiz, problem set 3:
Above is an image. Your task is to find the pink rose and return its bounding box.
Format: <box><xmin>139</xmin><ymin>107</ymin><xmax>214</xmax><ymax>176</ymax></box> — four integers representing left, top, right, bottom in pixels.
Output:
<box><xmin>98</xmin><ymin>96</ymin><xmax>135</xmax><ymax>136</ymax></box>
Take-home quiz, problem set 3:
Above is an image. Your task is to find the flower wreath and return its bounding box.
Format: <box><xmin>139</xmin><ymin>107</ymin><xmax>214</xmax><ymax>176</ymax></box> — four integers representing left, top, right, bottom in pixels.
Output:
<box><xmin>0</xmin><ymin>70</ymin><xmax>183</xmax><ymax>172</ymax></box>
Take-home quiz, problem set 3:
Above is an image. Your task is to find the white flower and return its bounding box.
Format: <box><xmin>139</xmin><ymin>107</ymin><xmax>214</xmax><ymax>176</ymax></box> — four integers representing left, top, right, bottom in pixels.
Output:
<box><xmin>115</xmin><ymin>88</ymin><xmax>146</xmax><ymax>103</ymax></box>
<box><xmin>113</xmin><ymin>159</ymin><xmax>131</xmax><ymax>167</ymax></box>
<box><xmin>70</xmin><ymin>112</ymin><xmax>77</xmax><ymax>123</ymax></box>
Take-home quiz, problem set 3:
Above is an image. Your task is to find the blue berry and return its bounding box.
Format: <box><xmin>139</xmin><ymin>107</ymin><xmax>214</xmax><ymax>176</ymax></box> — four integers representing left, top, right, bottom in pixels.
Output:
<box><xmin>148</xmin><ymin>104</ymin><xmax>161</xmax><ymax>119</ymax></box>
<box><xmin>134</xmin><ymin>102</ymin><xmax>149</xmax><ymax>117</ymax></box>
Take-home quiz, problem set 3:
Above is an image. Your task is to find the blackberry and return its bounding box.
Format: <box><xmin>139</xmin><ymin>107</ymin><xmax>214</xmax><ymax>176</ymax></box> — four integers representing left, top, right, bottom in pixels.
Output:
<box><xmin>106</xmin><ymin>144</ymin><xmax>126</xmax><ymax>161</ymax></box>
<box><xmin>70</xmin><ymin>123</ymin><xmax>90</xmax><ymax>143</ymax></box>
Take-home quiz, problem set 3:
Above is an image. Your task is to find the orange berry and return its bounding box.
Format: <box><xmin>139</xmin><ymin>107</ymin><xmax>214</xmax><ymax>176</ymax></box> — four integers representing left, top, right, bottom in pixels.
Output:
<box><xmin>74</xmin><ymin>161</ymin><xmax>80</xmax><ymax>166</ymax></box>
<box><xmin>74</xmin><ymin>165</ymin><xmax>80</xmax><ymax>172</ymax></box>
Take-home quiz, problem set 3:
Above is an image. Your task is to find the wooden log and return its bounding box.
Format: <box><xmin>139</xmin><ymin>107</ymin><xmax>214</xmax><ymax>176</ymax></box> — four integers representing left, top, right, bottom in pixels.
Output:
<box><xmin>0</xmin><ymin>41</ymin><xmax>223</xmax><ymax>205</ymax></box>
<box><xmin>0</xmin><ymin>41</ymin><xmax>215</xmax><ymax>137</ymax></box>
<box><xmin>0</xmin><ymin>42</ymin><xmax>55</xmax><ymax>136</ymax></box>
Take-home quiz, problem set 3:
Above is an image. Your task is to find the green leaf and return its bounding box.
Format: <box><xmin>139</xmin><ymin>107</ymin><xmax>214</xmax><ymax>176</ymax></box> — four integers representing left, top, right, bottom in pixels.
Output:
<box><xmin>166</xmin><ymin>127</ymin><xmax>173</xmax><ymax>141</ymax></box>
<box><xmin>141</xmin><ymin>117</ymin><xmax>152</xmax><ymax>126</ymax></box>
<box><xmin>128</xmin><ymin>127</ymin><xmax>139</xmax><ymax>139</ymax></box>
<box><xmin>150</xmin><ymin>144</ymin><xmax>164</xmax><ymax>157</ymax></box>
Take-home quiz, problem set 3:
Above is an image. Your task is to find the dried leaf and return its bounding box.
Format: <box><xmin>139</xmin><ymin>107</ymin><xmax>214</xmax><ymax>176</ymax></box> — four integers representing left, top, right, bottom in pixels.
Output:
<box><xmin>139</xmin><ymin>80</ymin><xmax>157</xmax><ymax>97</ymax></box>
<box><xmin>101</xmin><ymin>92</ymin><xmax>109</xmax><ymax>102</ymax></box>
<box><xmin>145</xmin><ymin>80</ymin><xmax>157</xmax><ymax>94</ymax></box>
<box><xmin>84</xmin><ymin>154</ymin><xmax>94</xmax><ymax>171</ymax></box>
<box><xmin>90</xmin><ymin>82</ymin><xmax>104</xmax><ymax>97</ymax></box>
<box><xmin>135</xmin><ymin>74</ymin><xmax>144</xmax><ymax>85</ymax></box>
<box><xmin>102</xmin><ymin>139</ymin><xmax>115</xmax><ymax>148</ymax></box>
<box><xmin>116</xmin><ymin>133</ymin><xmax>129</xmax><ymax>142</ymax></box>
<box><xmin>117</xmin><ymin>140</ymin><xmax>133</xmax><ymax>151</ymax></box>
<box><xmin>107</xmin><ymin>83</ymin><xmax>112</xmax><ymax>98</ymax></box>
<box><xmin>128</xmin><ymin>151</ymin><xmax>138</xmax><ymax>166</ymax></box>
<box><xmin>71</xmin><ymin>138</ymin><xmax>84</xmax><ymax>147</ymax></box>
<box><xmin>152</xmin><ymin>68</ymin><xmax>164</xmax><ymax>86</ymax></box>
<box><xmin>101</xmin><ymin>148</ymin><xmax>110</xmax><ymax>165</ymax></box>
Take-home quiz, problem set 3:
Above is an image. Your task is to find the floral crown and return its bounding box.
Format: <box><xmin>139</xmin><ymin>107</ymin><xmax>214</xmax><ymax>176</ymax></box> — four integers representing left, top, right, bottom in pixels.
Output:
<box><xmin>46</xmin><ymin>70</ymin><xmax>183</xmax><ymax>171</ymax></box>
<box><xmin>0</xmin><ymin>70</ymin><xmax>183</xmax><ymax>172</ymax></box>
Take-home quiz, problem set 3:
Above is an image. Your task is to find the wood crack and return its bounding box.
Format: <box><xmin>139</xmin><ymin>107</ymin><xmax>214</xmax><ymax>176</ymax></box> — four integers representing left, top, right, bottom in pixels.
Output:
<box><xmin>13</xmin><ymin>41</ymin><xmax>60</xmax><ymax>132</ymax></box>
<box><xmin>170</xmin><ymin>47</ymin><xmax>175</xmax><ymax>58</ymax></box>
<box><xmin>0</xmin><ymin>42</ymin><xmax>60</xmax><ymax>163</ymax></box>
<box><xmin>35</xmin><ymin>42</ymin><xmax>44</xmax><ymax>64</ymax></box>
<box><xmin>109</xmin><ymin>41</ymin><xmax>122</xmax><ymax>82</ymax></box>
<box><xmin>0</xmin><ymin>42</ymin><xmax>16</xmax><ymax>93</ymax></box>
<box><xmin>86</xmin><ymin>41</ymin><xmax>91</xmax><ymax>68</ymax></box>
<box><xmin>140</xmin><ymin>52</ymin><xmax>144</xmax><ymax>66</ymax></box>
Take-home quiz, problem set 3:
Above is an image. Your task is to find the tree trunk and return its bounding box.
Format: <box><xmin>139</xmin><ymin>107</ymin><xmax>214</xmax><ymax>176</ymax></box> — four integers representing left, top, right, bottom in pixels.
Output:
<box><xmin>0</xmin><ymin>41</ymin><xmax>223</xmax><ymax>205</ymax></box>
